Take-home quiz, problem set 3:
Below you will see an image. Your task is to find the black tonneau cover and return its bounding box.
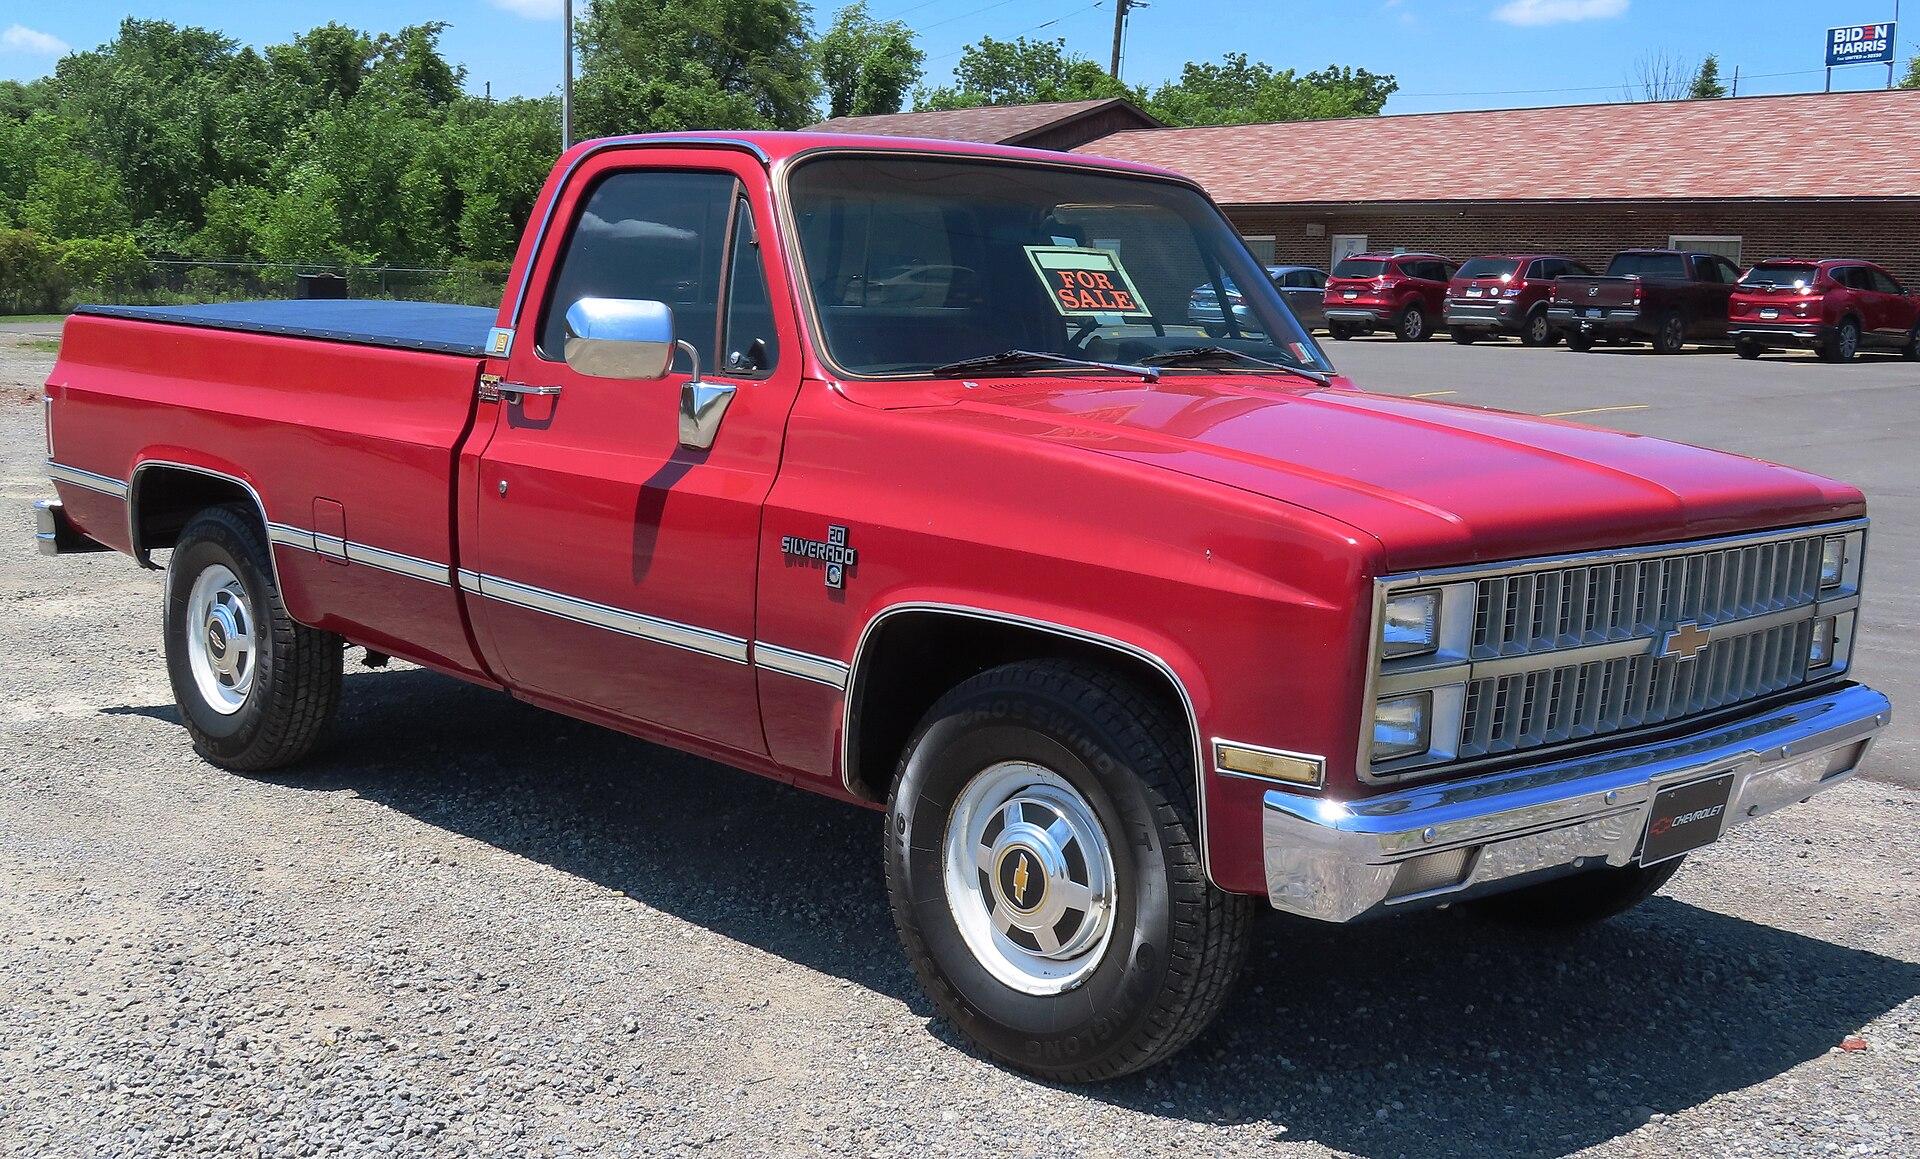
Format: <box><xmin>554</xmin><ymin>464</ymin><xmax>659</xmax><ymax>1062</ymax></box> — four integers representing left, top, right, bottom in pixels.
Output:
<box><xmin>72</xmin><ymin>300</ymin><xmax>497</xmax><ymax>358</ymax></box>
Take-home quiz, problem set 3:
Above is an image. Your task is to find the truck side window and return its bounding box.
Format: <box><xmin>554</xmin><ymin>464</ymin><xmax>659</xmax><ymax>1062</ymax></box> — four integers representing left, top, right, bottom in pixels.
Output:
<box><xmin>722</xmin><ymin>201</ymin><xmax>778</xmax><ymax>376</ymax></box>
<box><xmin>535</xmin><ymin>170</ymin><xmax>737</xmax><ymax>370</ymax></box>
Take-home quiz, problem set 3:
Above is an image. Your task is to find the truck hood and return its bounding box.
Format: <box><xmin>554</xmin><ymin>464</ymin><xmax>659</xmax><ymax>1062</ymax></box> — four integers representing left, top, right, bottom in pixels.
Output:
<box><xmin>876</xmin><ymin>375</ymin><xmax>1863</xmax><ymax>571</ymax></box>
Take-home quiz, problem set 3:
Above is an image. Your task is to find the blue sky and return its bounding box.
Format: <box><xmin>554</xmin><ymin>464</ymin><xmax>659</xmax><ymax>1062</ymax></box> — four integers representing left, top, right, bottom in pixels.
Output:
<box><xmin>2</xmin><ymin>1</ymin><xmax>1908</xmax><ymax>114</ymax></box>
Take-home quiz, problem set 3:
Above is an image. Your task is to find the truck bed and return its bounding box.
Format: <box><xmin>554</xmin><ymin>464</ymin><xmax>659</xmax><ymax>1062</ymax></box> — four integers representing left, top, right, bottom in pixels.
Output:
<box><xmin>72</xmin><ymin>300</ymin><xmax>498</xmax><ymax>357</ymax></box>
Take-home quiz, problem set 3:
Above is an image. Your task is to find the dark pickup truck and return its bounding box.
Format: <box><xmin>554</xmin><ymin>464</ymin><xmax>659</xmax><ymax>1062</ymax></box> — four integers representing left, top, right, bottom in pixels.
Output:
<box><xmin>1549</xmin><ymin>249</ymin><xmax>1744</xmax><ymax>353</ymax></box>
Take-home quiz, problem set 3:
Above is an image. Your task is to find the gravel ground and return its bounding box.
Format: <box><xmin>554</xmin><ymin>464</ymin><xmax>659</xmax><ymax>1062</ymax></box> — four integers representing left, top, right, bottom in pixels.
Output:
<box><xmin>3</xmin><ymin>331</ymin><xmax>1917</xmax><ymax>1158</ymax></box>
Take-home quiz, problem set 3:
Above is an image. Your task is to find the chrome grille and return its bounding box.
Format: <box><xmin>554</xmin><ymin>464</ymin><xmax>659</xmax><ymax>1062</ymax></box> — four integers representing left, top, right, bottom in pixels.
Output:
<box><xmin>1470</xmin><ymin>535</ymin><xmax>1823</xmax><ymax>658</ymax></box>
<box><xmin>1457</xmin><ymin>617</ymin><xmax>1812</xmax><ymax>760</ymax></box>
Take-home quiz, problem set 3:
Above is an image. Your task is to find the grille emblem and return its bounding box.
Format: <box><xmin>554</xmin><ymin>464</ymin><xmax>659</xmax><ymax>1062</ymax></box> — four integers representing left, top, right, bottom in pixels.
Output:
<box><xmin>1656</xmin><ymin>621</ymin><xmax>1712</xmax><ymax>662</ymax></box>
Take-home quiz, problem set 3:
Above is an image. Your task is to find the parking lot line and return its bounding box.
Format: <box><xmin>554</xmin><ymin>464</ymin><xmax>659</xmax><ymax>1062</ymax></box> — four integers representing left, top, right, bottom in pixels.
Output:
<box><xmin>1410</xmin><ymin>389</ymin><xmax>1457</xmax><ymax>398</ymax></box>
<box><xmin>1540</xmin><ymin>404</ymin><xmax>1651</xmax><ymax>419</ymax></box>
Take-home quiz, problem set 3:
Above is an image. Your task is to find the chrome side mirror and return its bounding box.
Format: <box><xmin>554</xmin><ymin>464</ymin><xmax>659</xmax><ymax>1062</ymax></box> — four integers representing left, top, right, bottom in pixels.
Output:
<box><xmin>563</xmin><ymin>297</ymin><xmax>676</xmax><ymax>379</ymax></box>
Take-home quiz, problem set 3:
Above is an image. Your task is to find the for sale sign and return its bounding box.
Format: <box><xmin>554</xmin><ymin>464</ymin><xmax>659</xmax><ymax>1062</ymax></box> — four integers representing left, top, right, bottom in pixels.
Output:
<box><xmin>1826</xmin><ymin>22</ymin><xmax>1897</xmax><ymax>67</ymax></box>
<box><xmin>1026</xmin><ymin>246</ymin><xmax>1153</xmax><ymax>318</ymax></box>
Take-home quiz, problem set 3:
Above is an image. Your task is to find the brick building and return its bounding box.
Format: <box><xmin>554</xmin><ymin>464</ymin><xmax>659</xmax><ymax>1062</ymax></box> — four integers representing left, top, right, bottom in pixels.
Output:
<box><xmin>814</xmin><ymin>90</ymin><xmax>1920</xmax><ymax>286</ymax></box>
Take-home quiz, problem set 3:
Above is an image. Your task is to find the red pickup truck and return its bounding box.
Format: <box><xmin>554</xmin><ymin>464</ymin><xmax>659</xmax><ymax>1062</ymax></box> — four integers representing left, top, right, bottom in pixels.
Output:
<box><xmin>37</xmin><ymin>133</ymin><xmax>1888</xmax><ymax>1081</ymax></box>
<box><xmin>1550</xmin><ymin>249</ymin><xmax>1744</xmax><ymax>353</ymax></box>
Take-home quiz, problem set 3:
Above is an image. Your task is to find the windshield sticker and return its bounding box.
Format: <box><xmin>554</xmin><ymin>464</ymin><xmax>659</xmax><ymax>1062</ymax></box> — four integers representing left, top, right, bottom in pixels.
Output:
<box><xmin>1025</xmin><ymin>246</ymin><xmax>1153</xmax><ymax>319</ymax></box>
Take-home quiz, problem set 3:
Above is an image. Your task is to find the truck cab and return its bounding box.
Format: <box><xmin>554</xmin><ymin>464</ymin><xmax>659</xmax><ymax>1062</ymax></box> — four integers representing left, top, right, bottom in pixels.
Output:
<box><xmin>37</xmin><ymin>133</ymin><xmax>1889</xmax><ymax>1082</ymax></box>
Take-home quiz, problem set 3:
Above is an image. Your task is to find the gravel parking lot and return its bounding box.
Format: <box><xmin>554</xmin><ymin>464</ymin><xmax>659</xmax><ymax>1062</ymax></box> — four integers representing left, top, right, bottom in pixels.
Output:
<box><xmin>4</xmin><ymin>330</ymin><xmax>1916</xmax><ymax>1158</ymax></box>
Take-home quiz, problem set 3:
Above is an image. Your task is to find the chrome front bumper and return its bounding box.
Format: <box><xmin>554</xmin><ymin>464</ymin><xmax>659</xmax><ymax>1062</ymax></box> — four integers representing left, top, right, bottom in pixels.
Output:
<box><xmin>1262</xmin><ymin>683</ymin><xmax>1889</xmax><ymax>922</ymax></box>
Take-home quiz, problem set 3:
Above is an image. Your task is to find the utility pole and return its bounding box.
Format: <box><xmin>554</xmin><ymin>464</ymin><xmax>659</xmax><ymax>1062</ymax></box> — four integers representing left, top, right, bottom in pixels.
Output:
<box><xmin>562</xmin><ymin>0</ymin><xmax>574</xmax><ymax>150</ymax></box>
<box><xmin>1109</xmin><ymin>0</ymin><xmax>1145</xmax><ymax>80</ymax></box>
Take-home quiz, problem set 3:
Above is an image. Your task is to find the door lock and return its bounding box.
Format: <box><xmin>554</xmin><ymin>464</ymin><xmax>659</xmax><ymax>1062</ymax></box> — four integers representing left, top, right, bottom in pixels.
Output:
<box><xmin>497</xmin><ymin>480</ymin><xmax>508</xmax><ymax>496</ymax></box>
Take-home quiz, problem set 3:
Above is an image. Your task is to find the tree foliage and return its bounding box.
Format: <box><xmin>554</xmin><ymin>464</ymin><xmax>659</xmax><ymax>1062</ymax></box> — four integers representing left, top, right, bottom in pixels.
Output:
<box><xmin>918</xmin><ymin>37</ymin><xmax>1132</xmax><ymax>110</ymax></box>
<box><xmin>1900</xmin><ymin>54</ymin><xmax>1919</xmax><ymax>89</ymax></box>
<box><xmin>1689</xmin><ymin>54</ymin><xmax>1727</xmax><ymax>100</ymax></box>
<box><xmin>817</xmin><ymin>2</ymin><xmax>923</xmax><ymax>118</ymax></box>
<box><xmin>575</xmin><ymin>0</ymin><xmax>818</xmax><ymax>137</ymax></box>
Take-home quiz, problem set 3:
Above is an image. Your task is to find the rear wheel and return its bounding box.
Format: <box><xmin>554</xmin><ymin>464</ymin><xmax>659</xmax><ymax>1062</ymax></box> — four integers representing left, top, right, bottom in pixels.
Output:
<box><xmin>164</xmin><ymin>504</ymin><xmax>342</xmax><ymax>770</ymax></box>
<box><xmin>1735</xmin><ymin>339</ymin><xmax>1763</xmax><ymax>360</ymax></box>
<box><xmin>1466</xmin><ymin>858</ymin><xmax>1685</xmax><ymax>929</ymax></box>
<box><xmin>1652</xmin><ymin>311</ymin><xmax>1687</xmax><ymax>354</ymax></box>
<box><xmin>884</xmin><ymin>660</ymin><xmax>1253</xmax><ymax>1082</ymax></box>
<box><xmin>1395</xmin><ymin>305</ymin><xmax>1430</xmax><ymax>342</ymax></box>
<box><xmin>1565</xmin><ymin>331</ymin><xmax>1595</xmax><ymax>352</ymax></box>
<box><xmin>1521</xmin><ymin>307</ymin><xmax>1555</xmax><ymax>347</ymax></box>
<box><xmin>1904</xmin><ymin>324</ymin><xmax>1920</xmax><ymax>361</ymax></box>
<box><xmin>1819</xmin><ymin>318</ymin><xmax>1860</xmax><ymax>363</ymax></box>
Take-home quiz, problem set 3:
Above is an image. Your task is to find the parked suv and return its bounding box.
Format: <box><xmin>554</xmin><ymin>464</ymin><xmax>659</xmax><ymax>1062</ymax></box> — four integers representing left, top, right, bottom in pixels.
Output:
<box><xmin>1324</xmin><ymin>253</ymin><xmax>1456</xmax><ymax>341</ymax></box>
<box><xmin>1729</xmin><ymin>259</ymin><xmax>1920</xmax><ymax>363</ymax></box>
<box><xmin>1445</xmin><ymin>254</ymin><xmax>1594</xmax><ymax>347</ymax></box>
<box><xmin>1189</xmin><ymin>265</ymin><xmax>1328</xmax><ymax>332</ymax></box>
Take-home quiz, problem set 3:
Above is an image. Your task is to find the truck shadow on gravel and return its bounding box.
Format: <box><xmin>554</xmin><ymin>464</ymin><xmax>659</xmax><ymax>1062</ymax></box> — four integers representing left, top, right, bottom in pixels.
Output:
<box><xmin>121</xmin><ymin>667</ymin><xmax>1920</xmax><ymax>1159</ymax></box>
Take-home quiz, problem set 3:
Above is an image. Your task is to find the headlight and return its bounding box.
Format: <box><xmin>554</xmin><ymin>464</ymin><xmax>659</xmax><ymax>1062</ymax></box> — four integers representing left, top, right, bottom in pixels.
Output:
<box><xmin>1371</xmin><ymin>692</ymin><xmax>1432</xmax><ymax>762</ymax></box>
<box><xmin>1381</xmin><ymin>589</ymin><xmax>1440</xmax><ymax>659</ymax></box>
<box><xmin>1819</xmin><ymin>536</ymin><xmax>1846</xmax><ymax>589</ymax></box>
<box><xmin>1808</xmin><ymin>617</ymin><xmax>1836</xmax><ymax>669</ymax></box>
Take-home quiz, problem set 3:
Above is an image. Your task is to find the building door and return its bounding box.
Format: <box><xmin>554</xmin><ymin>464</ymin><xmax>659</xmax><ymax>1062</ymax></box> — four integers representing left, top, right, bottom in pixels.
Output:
<box><xmin>1331</xmin><ymin>234</ymin><xmax>1368</xmax><ymax>268</ymax></box>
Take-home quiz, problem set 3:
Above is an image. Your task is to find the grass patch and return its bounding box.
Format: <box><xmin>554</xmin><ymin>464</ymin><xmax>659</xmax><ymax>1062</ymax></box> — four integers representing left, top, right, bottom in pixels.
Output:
<box><xmin>22</xmin><ymin>338</ymin><xmax>62</xmax><ymax>355</ymax></box>
<box><xmin>0</xmin><ymin>314</ymin><xmax>65</xmax><ymax>323</ymax></box>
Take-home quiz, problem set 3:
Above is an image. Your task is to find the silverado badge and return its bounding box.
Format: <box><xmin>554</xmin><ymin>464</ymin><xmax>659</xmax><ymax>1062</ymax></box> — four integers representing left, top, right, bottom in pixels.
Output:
<box><xmin>781</xmin><ymin>525</ymin><xmax>858</xmax><ymax>589</ymax></box>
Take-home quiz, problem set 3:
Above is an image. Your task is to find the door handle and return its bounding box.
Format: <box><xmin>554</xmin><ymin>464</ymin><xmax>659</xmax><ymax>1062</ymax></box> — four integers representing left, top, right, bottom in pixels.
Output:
<box><xmin>479</xmin><ymin>375</ymin><xmax>562</xmax><ymax>402</ymax></box>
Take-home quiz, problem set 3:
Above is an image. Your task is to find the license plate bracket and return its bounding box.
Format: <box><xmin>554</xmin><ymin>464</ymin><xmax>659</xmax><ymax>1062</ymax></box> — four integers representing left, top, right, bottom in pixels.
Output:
<box><xmin>1640</xmin><ymin>772</ymin><xmax>1735</xmax><ymax>866</ymax></box>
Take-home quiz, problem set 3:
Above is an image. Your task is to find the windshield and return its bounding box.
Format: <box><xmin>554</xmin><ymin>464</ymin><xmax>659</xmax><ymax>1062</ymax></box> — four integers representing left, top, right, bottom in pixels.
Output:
<box><xmin>788</xmin><ymin>155</ymin><xmax>1327</xmax><ymax>377</ymax></box>
<box><xmin>1740</xmin><ymin>263</ymin><xmax>1819</xmax><ymax>289</ymax></box>
<box><xmin>1607</xmin><ymin>252</ymin><xmax>1688</xmax><ymax>278</ymax></box>
<box><xmin>1332</xmin><ymin>258</ymin><xmax>1388</xmax><ymax>279</ymax></box>
<box><xmin>1456</xmin><ymin>258</ymin><xmax>1521</xmax><ymax>280</ymax></box>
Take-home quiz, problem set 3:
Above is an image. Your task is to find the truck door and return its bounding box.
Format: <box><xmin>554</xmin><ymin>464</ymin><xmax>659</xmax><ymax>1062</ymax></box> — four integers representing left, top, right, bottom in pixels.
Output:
<box><xmin>461</xmin><ymin>149</ymin><xmax>802</xmax><ymax>755</ymax></box>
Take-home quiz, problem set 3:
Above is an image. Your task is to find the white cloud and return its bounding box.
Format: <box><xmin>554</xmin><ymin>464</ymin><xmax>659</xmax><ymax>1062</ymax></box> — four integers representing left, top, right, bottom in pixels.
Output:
<box><xmin>488</xmin><ymin>0</ymin><xmax>563</xmax><ymax>18</ymax></box>
<box><xmin>2</xmin><ymin>24</ymin><xmax>71</xmax><ymax>56</ymax></box>
<box><xmin>1492</xmin><ymin>0</ymin><xmax>1629</xmax><ymax>27</ymax></box>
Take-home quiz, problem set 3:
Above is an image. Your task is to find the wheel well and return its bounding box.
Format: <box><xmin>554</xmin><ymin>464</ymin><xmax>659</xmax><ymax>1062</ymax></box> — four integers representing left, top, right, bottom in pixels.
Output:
<box><xmin>844</xmin><ymin>609</ymin><xmax>1194</xmax><ymax>803</ymax></box>
<box><xmin>129</xmin><ymin>466</ymin><xmax>260</xmax><ymax>562</ymax></box>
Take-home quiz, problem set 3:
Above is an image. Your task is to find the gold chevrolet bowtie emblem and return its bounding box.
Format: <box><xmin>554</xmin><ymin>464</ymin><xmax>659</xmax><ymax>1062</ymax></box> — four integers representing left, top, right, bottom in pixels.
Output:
<box><xmin>1011</xmin><ymin>854</ymin><xmax>1031</xmax><ymax>907</ymax></box>
<box><xmin>1657</xmin><ymin>621</ymin><xmax>1712</xmax><ymax>662</ymax></box>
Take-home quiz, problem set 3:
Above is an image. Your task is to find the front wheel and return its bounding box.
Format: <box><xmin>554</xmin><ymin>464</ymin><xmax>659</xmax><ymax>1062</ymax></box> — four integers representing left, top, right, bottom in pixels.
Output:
<box><xmin>1565</xmin><ymin>330</ymin><xmax>1595</xmax><ymax>352</ymax></box>
<box><xmin>1465</xmin><ymin>858</ymin><xmax>1684</xmax><ymax>929</ymax></box>
<box><xmin>1903</xmin><ymin>324</ymin><xmax>1919</xmax><ymax>361</ymax></box>
<box><xmin>1450</xmin><ymin>329</ymin><xmax>1479</xmax><ymax>345</ymax></box>
<box><xmin>885</xmin><ymin>660</ymin><xmax>1253</xmax><ymax>1082</ymax></box>
<box><xmin>1735</xmin><ymin>338</ymin><xmax>1763</xmax><ymax>360</ymax></box>
<box><xmin>165</xmin><ymin>504</ymin><xmax>342</xmax><ymax>770</ymax></box>
<box><xmin>1328</xmin><ymin>322</ymin><xmax>1355</xmax><ymax>341</ymax></box>
<box><xmin>1395</xmin><ymin>305</ymin><xmax>1430</xmax><ymax>342</ymax></box>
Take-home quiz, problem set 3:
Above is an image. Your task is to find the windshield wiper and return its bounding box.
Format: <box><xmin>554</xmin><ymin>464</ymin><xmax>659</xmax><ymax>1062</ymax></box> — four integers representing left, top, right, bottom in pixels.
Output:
<box><xmin>926</xmin><ymin>349</ymin><xmax>1160</xmax><ymax>382</ymax></box>
<box><xmin>1139</xmin><ymin>346</ymin><xmax>1331</xmax><ymax>385</ymax></box>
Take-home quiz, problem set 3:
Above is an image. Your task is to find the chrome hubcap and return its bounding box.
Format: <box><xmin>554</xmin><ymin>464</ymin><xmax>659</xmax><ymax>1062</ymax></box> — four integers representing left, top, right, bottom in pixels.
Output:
<box><xmin>186</xmin><ymin>563</ymin><xmax>256</xmax><ymax>714</ymax></box>
<box><xmin>943</xmin><ymin>762</ymin><xmax>1115</xmax><ymax>995</ymax></box>
<box><xmin>1841</xmin><ymin>327</ymin><xmax>1858</xmax><ymax>357</ymax></box>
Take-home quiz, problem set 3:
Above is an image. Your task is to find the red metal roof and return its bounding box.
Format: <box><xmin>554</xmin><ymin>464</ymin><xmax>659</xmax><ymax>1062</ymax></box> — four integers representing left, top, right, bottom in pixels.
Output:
<box><xmin>809</xmin><ymin>98</ymin><xmax>1155</xmax><ymax>144</ymax></box>
<box><xmin>1076</xmin><ymin>90</ymin><xmax>1920</xmax><ymax>206</ymax></box>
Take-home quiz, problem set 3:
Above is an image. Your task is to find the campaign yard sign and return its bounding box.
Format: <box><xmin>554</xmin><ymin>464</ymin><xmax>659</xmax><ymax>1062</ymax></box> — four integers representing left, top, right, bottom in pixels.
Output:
<box><xmin>1827</xmin><ymin>22</ymin><xmax>1897</xmax><ymax>67</ymax></box>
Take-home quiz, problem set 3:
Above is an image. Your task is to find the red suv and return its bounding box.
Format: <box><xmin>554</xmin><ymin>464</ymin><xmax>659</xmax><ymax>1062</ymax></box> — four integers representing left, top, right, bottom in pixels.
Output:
<box><xmin>1729</xmin><ymin>259</ymin><xmax>1920</xmax><ymax>362</ymax></box>
<box><xmin>1324</xmin><ymin>252</ymin><xmax>1456</xmax><ymax>341</ymax></box>
<box><xmin>1445</xmin><ymin>254</ymin><xmax>1595</xmax><ymax>347</ymax></box>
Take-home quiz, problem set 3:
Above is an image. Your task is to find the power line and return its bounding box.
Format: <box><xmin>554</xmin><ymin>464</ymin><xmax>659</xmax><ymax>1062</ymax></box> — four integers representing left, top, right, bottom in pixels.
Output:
<box><xmin>922</xmin><ymin>0</ymin><xmax>1110</xmax><ymax>64</ymax></box>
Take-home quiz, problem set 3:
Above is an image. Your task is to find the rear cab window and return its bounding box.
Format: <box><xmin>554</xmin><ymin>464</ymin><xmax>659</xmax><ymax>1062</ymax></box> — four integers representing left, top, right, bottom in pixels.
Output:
<box><xmin>1607</xmin><ymin>252</ymin><xmax>1688</xmax><ymax>279</ymax></box>
<box><xmin>1458</xmin><ymin>258</ymin><xmax>1522</xmax><ymax>280</ymax></box>
<box><xmin>1739</xmin><ymin>263</ymin><xmax>1820</xmax><ymax>289</ymax></box>
<box><xmin>1333</xmin><ymin>258</ymin><xmax>1389</xmax><ymax>279</ymax></box>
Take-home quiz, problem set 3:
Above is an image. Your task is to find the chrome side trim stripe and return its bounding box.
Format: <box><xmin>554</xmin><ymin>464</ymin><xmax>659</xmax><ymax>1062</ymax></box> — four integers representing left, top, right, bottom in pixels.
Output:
<box><xmin>469</xmin><ymin>572</ymin><xmax>751</xmax><ymax>664</ymax></box>
<box><xmin>266</xmin><ymin>523</ymin><xmax>314</xmax><ymax>551</ymax></box>
<box><xmin>344</xmin><ymin>541</ymin><xmax>452</xmax><ymax>585</ymax></box>
<box><xmin>753</xmin><ymin>643</ymin><xmax>850</xmax><ymax>689</ymax></box>
<box><xmin>46</xmin><ymin>461</ymin><xmax>129</xmax><ymax>499</ymax></box>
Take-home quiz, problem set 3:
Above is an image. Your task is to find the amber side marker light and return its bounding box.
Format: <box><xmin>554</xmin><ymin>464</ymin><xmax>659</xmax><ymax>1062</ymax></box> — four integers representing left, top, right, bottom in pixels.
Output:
<box><xmin>1214</xmin><ymin>742</ymin><xmax>1325</xmax><ymax>789</ymax></box>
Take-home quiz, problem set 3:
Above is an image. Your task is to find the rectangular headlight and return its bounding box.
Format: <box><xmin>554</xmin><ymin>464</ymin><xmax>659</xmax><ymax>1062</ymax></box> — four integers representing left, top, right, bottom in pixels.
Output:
<box><xmin>1808</xmin><ymin>616</ymin><xmax>1836</xmax><ymax>670</ymax></box>
<box><xmin>1381</xmin><ymin>589</ymin><xmax>1440</xmax><ymax>659</ymax></box>
<box><xmin>1820</xmin><ymin>536</ymin><xmax>1846</xmax><ymax>589</ymax></box>
<box><xmin>1371</xmin><ymin>692</ymin><xmax>1432</xmax><ymax>762</ymax></box>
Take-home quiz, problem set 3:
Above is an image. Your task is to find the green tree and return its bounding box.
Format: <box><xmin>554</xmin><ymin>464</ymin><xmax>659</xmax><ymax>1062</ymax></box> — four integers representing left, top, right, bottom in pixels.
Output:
<box><xmin>574</xmin><ymin>0</ymin><xmax>819</xmax><ymax>137</ymax></box>
<box><xmin>1689</xmin><ymin>54</ymin><xmax>1727</xmax><ymax>99</ymax></box>
<box><xmin>266</xmin><ymin>23</ymin><xmax>377</xmax><ymax>111</ymax></box>
<box><xmin>817</xmin><ymin>2</ymin><xmax>923</xmax><ymax>118</ymax></box>
<box><xmin>20</xmin><ymin>155</ymin><xmax>133</xmax><ymax>240</ymax></box>
<box><xmin>917</xmin><ymin>36</ymin><xmax>1134</xmax><ymax>110</ymax></box>
<box><xmin>1900</xmin><ymin>54</ymin><xmax>1919</xmax><ymax>88</ymax></box>
<box><xmin>1148</xmin><ymin>55</ymin><xmax>1397</xmax><ymax>125</ymax></box>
